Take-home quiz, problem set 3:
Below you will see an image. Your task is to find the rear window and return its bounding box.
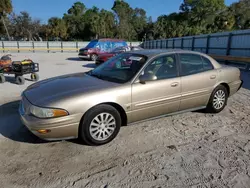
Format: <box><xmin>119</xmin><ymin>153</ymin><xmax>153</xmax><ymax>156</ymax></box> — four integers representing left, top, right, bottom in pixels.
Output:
<box><xmin>179</xmin><ymin>54</ymin><xmax>214</xmax><ymax>76</ymax></box>
<box><xmin>202</xmin><ymin>56</ymin><xmax>214</xmax><ymax>71</ymax></box>
<box><xmin>86</xmin><ymin>40</ymin><xmax>98</xmax><ymax>48</ymax></box>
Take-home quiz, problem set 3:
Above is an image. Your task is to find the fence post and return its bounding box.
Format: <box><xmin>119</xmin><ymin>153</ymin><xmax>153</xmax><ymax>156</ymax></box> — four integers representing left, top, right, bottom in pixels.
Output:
<box><xmin>76</xmin><ymin>42</ymin><xmax>79</xmax><ymax>52</ymax></box>
<box><xmin>166</xmin><ymin>40</ymin><xmax>168</xmax><ymax>49</ymax></box>
<box><xmin>181</xmin><ymin>38</ymin><xmax>184</xmax><ymax>49</ymax></box>
<box><xmin>17</xmin><ymin>41</ymin><xmax>20</xmax><ymax>53</ymax></box>
<box><xmin>206</xmin><ymin>35</ymin><xmax>210</xmax><ymax>54</ymax></box>
<box><xmin>61</xmin><ymin>42</ymin><xmax>63</xmax><ymax>53</ymax></box>
<box><xmin>47</xmin><ymin>42</ymin><xmax>50</xmax><ymax>53</ymax></box>
<box><xmin>32</xmin><ymin>41</ymin><xmax>35</xmax><ymax>53</ymax></box>
<box><xmin>225</xmin><ymin>33</ymin><xmax>233</xmax><ymax>65</ymax></box>
<box><xmin>226</xmin><ymin>33</ymin><xmax>233</xmax><ymax>56</ymax></box>
<box><xmin>172</xmin><ymin>39</ymin><xmax>175</xmax><ymax>49</ymax></box>
<box><xmin>2</xmin><ymin>41</ymin><xmax>4</xmax><ymax>53</ymax></box>
<box><xmin>160</xmin><ymin>40</ymin><xmax>163</xmax><ymax>49</ymax></box>
<box><xmin>191</xmin><ymin>37</ymin><xmax>195</xmax><ymax>51</ymax></box>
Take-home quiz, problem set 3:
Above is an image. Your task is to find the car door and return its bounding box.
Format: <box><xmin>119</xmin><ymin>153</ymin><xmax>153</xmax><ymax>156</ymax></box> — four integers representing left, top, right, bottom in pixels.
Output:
<box><xmin>131</xmin><ymin>54</ymin><xmax>181</xmax><ymax>122</ymax></box>
<box><xmin>178</xmin><ymin>53</ymin><xmax>217</xmax><ymax>111</ymax></box>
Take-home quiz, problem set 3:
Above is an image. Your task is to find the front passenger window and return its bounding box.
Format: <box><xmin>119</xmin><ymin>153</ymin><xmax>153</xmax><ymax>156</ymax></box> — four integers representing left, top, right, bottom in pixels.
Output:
<box><xmin>143</xmin><ymin>54</ymin><xmax>178</xmax><ymax>80</ymax></box>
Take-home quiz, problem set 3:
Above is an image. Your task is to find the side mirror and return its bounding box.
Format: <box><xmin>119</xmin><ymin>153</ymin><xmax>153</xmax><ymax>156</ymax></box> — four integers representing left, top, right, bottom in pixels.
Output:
<box><xmin>139</xmin><ymin>73</ymin><xmax>157</xmax><ymax>84</ymax></box>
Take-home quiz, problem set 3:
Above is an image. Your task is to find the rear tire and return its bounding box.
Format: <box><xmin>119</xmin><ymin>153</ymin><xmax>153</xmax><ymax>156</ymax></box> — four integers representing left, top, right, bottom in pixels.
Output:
<box><xmin>0</xmin><ymin>74</ymin><xmax>5</xmax><ymax>83</ymax></box>
<box><xmin>16</xmin><ymin>76</ymin><xmax>25</xmax><ymax>85</ymax></box>
<box><xmin>79</xmin><ymin>104</ymin><xmax>121</xmax><ymax>146</ymax></box>
<box><xmin>206</xmin><ymin>85</ymin><xmax>228</xmax><ymax>113</ymax></box>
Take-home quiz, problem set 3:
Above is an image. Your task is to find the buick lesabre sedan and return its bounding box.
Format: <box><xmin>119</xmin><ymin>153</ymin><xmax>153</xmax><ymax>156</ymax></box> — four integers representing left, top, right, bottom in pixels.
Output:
<box><xmin>19</xmin><ymin>50</ymin><xmax>243</xmax><ymax>145</ymax></box>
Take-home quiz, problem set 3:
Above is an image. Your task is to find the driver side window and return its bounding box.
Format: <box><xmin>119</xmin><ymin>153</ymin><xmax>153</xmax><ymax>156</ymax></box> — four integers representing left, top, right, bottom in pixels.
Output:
<box><xmin>143</xmin><ymin>54</ymin><xmax>178</xmax><ymax>80</ymax></box>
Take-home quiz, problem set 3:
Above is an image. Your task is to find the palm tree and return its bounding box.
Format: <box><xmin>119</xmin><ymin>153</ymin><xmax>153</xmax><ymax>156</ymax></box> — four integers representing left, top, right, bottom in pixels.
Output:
<box><xmin>0</xmin><ymin>0</ymin><xmax>12</xmax><ymax>40</ymax></box>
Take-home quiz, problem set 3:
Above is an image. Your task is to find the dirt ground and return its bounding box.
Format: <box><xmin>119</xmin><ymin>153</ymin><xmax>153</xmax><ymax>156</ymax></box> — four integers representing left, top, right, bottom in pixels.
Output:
<box><xmin>0</xmin><ymin>53</ymin><xmax>250</xmax><ymax>188</ymax></box>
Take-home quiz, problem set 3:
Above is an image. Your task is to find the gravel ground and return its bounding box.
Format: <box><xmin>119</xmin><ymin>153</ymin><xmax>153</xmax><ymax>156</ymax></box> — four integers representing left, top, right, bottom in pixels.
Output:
<box><xmin>0</xmin><ymin>53</ymin><xmax>250</xmax><ymax>188</ymax></box>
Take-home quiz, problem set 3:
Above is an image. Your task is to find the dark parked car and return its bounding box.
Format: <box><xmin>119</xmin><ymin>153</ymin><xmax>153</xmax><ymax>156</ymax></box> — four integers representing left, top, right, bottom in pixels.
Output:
<box><xmin>96</xmin><ymin>46</ymin><xmax>144</xmax><ymax>65</ymax></box>
<box><xmin>78</xmin><ymin>39</ymin><xmax>128</xmax><ymax>61</ymax></box>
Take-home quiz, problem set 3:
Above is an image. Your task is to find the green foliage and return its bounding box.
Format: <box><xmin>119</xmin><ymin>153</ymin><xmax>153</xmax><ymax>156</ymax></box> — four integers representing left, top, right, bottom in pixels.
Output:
<box><xmin>0</xmin><ymin>0</ymin><xmax>12</xmax><ymax>14</ymax></box>
<box><xmin>47</xmin><ymin>17</ymin><xmax>68</xmax><ymax>40</ymax></box>
<box><xmin>9</xmin><ymin>11</ymin><xmax>42</xmax><ymax>40</ymax></box>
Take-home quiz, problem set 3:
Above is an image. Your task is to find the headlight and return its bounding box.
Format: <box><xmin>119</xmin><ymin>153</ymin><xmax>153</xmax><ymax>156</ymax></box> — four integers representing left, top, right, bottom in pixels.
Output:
<box><xmin>30</xmin><ymin>105</ymin><xmax>68</xmax><ymax>118</ymax></box>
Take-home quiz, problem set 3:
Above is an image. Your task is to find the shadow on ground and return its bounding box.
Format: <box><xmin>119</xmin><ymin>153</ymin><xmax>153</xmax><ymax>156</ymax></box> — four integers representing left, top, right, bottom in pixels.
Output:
<box><xmin>82</xmin><ymin>63</ymin><xmax>97</xmax><ymax>68</ymax></box>
<box><xmin>241</xmin><ymin>71</ymin><xmax>250</xmax><ymax>90</ymax></box>
<box><xmin>66</xmin><ymin>57</ymin><xmax>84</xmax><ymax>61</ymax></box>
<box><xmin>3</xmin><ymin>75</ymin><xmax>36</xmax><ymax>85</ymax></box>
<box><xmin>0</xmin><ymin>100</ymin><xmax>47</xmax><ymax>144</ymax></box>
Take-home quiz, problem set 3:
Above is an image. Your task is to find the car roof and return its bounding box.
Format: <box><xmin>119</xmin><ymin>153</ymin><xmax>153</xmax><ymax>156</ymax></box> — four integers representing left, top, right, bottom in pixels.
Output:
<box><xmin>96</xmin><ymin>38</ymin><xmax>126</xmax><ymax>42</ymax></box>
<box><xmin>127</xmin><ymin>49</ymin><xmax>222</xmax><ymax>69</ymax></box>
<box><xmin>128</xmin><ymin>49</ymin><xmax>207</xmax><ymax>58</ymax></box>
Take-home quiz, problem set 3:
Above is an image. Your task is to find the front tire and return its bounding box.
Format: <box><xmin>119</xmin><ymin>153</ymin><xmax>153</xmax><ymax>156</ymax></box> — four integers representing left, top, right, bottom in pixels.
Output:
<box><xmin>91</xmin><ymin>54</ymin><xmax>98</xmax><ymax>61</ymax></box>
<box><xmin>15</xmin><ymin>76</ymin><xmax>25</xmax><ymax>85</ymax></box>
<box><xmin>79</xmin><ymin>104</ymin><xmax>121</xmax><ymax>146</ymax></box>
<box><xmin>206</xmin><ymin>85</ymin><xmax>228</xmax><ymax>113</ymax></box>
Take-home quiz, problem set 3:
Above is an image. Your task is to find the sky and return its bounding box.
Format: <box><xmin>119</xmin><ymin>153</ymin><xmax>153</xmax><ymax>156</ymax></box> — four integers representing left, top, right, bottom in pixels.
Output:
<box><xmin>12</xmin><ymin>0</ymin><xmax>239</xmax><ymax>23</ymax></box>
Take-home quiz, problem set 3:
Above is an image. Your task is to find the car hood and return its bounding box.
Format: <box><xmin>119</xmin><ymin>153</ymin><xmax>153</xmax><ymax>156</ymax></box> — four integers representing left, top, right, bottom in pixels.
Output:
<box><xmin>24</xmin><ymin>72</ymin><xmax>118</xmax><ymax>107</ymax></box>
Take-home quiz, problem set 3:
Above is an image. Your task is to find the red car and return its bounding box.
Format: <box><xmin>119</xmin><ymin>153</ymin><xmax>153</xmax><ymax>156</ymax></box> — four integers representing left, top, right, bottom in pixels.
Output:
<box><xmin>95</xmin><ymin>46</ymin><xmax>143</xmax><ymax>65</ymax></box>
<box><xmin>78</xmin><ymin>39</ymin><xmax>127</xmax><ymax>61</ymax></box>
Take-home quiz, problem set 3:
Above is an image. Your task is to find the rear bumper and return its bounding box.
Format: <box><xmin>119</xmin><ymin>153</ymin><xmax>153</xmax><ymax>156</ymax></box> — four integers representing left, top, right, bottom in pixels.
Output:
<box><xmin>238</xmin><ymin>80</ymin><xmax>243</xmax><ymax>91</ymax></box>
<box><xmin>229</xmin><ymin>80</ymin><xmax>243</xmax><ymax>96</ymax></box>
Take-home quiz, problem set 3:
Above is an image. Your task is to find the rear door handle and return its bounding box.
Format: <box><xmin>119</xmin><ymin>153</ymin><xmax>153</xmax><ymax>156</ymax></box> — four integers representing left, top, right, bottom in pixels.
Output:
<box><xmin>171</xmin><ymin>82</ymin><xmax>179</xmax><ymax>87</ymax></box>
<box><xmin>210</xmin><ymin>75</ymin><xmax>216</xmax><ymax>79</ymax></box>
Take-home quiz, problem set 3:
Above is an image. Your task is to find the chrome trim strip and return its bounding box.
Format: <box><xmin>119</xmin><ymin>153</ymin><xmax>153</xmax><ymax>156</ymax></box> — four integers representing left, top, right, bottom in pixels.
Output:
<box><xmin>135</xmin><ymin>95</ymin><xmax>181</xmax><ymax>107</ymax></box>
<box><xmin>128</xmin><ymin>106</ymin><xmax>206</xmax><ymax>125</ymax></box>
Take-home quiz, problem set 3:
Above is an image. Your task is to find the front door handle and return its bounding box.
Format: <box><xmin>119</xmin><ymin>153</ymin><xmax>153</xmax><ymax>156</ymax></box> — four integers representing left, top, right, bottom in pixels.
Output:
<box><xmin>171</xmin><ymin>82</ymin><xmax>179</xmax><ymax>87</ymax></box>
<box><xmin>210</xmin><ymin>75</ymin><xmax>216</xmax><ymax>79</ymax></box>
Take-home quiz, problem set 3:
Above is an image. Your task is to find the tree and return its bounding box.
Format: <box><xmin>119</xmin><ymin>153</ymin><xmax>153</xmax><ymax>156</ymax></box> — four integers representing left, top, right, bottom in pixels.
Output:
<box><xmin>47</xmin><ymin>17</ymin><xmax>68</xmax><ymax>40</ymax></box>
<box><xmin>230</xmin><ymin>0</ymin><xmax>250</xmax><ymax>29</ymax></box>
<box><xmin>112</xmin><ymin>0</ymin><xmax>136</xmax><ymax>40</ymax></box>
<box><xmin>0</xmin><ymin>0</ymin><xmax>12</xmax><ymax>40</ymax></box>
<box><xmin>180</xmin><ymin>0</ymin><xmax>226</xmax><ymax>35</ymax></box>
<box><xmin>63</xmin><ymin>1</ymin><xmax>86</xmax><ymax>40</ymax></box>
<box><xmin>132</xmin><ymin>8</ymin><xmax>147</xmax><ymax>41</ymax></box>
<box><xmin>9</xmin><ymin>11</ymin><xmax>42</xmax><ymax>41</ymax></box>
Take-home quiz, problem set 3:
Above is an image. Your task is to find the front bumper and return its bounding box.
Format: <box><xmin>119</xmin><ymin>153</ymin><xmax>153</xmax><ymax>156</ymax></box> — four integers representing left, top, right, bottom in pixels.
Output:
<box><xmin>19</xmin><ymin>97</ymin><xmax>81</xmax><ymax>141</ymax></box>
<box><xmin>78</xmin><ymin>54</ymin><xmax>90</xmax><ymax>60</ymax></box>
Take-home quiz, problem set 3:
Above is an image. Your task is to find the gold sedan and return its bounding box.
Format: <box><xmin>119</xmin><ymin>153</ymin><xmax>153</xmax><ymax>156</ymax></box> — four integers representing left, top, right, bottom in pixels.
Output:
<box><xmin>19</xmin><ymin>50</ymin><xmax>243</xmax><ymax>145</ymax></box>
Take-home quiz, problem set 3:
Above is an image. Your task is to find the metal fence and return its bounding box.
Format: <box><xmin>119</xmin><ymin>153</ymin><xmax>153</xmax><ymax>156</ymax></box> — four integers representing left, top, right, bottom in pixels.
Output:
<box><xmin>142</xmin><ymin>29</ymin><xmax>250</xmax><ymax>57</ymax></box>
<box><xmin>0</xmin><ymin>41</ymin><xmax>141</xmax><ymax>53</ymax></box>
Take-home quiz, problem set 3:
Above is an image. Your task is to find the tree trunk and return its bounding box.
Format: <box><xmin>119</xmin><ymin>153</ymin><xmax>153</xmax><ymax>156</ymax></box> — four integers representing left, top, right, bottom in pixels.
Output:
<box><xmin>1</xmin><ymin>16</ymin><xmax>11</xmax><ymax>41</ymax></box>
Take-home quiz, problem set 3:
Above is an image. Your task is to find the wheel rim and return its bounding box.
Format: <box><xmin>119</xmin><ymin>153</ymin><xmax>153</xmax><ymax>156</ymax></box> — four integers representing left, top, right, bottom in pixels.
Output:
<box><xmin>92</xmin><ymin>55</ymin><xmax>97</xmax><ymax>61</ymax></box>
<box><xmin>31</xmin><ymin>74</ymin><xmax>35</xmax><ymax>80</ymax></box>
<box><xmin>213</xmin><ymin>90</ymin><xmax>226</xmax><ymax>110</ymax></box>
<box><xmin>89</xmin><ymin>113</ymin><xmax>116</xmax><ymax>141</ymax></box>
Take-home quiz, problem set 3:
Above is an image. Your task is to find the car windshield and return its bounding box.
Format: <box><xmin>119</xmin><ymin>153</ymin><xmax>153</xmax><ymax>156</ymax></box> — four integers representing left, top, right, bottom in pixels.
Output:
<box><xmin>86</xmin><ymin>40</ymin><xmax>98</xmax><ymax>48</ymax></box>
<box><xmin>88</xmin><ymin>53</ymin><xmax>147</xmax><ymax>83</ymax></box>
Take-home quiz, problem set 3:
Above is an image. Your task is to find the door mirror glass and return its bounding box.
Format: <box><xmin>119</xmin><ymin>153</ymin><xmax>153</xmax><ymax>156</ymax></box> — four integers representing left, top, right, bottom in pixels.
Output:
<box><xmin>139</xmin><ymin>72</ymin><xmax>157</xmax><ymax>83</ymax></box>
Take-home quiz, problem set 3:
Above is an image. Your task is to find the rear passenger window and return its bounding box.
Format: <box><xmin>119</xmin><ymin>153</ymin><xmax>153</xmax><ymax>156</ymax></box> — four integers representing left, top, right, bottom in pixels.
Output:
<box><xmin>202</xmin><ymin>57</ymin><xmax>214</xmax><ymax>71</ymax></box>
<box><xmin>179</xmin><ymin>54</ymin><xmax>204</xmax><ymax>76</ymax></box>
